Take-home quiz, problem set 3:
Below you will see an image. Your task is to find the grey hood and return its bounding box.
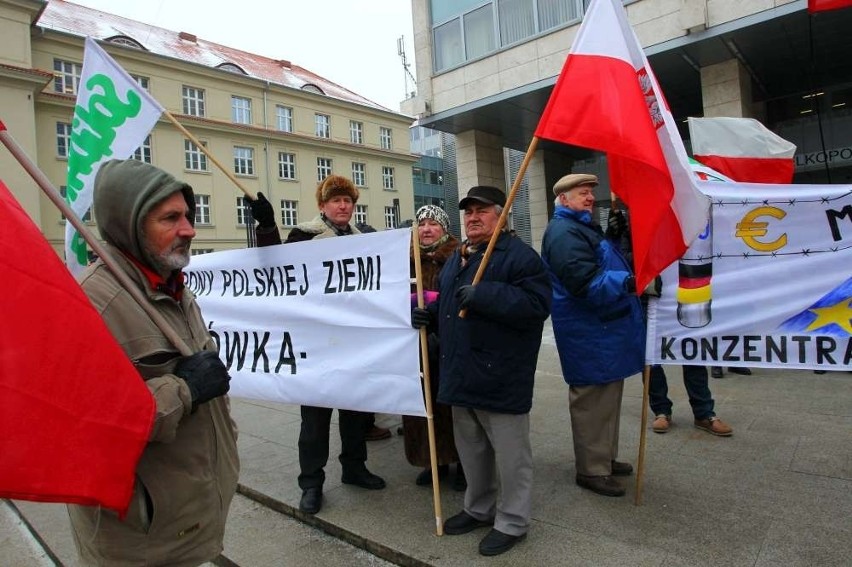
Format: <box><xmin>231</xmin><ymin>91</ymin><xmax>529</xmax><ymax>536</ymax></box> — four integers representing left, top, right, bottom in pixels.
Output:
<box><xmin>93</xmin><ymin>159</ymin><xmax>195</xmax><ymax>264</ymax></box>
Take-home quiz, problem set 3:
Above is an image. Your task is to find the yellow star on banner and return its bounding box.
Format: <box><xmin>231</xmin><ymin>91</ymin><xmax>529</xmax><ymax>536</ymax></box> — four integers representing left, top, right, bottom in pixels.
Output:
<box><xmin>806</xmin><ymin>298</ymin><xmax>852</xmax><ymax>334</ymax></box>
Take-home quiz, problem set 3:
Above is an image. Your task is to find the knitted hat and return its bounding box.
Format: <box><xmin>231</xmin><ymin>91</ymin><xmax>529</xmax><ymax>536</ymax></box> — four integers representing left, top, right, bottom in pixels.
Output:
<box><xmin>553</xmin><ymin>173</ymin><xmax>598</xmax><ymax>196</ymax></box>
<box><xmin>316</xmin><ymin>175</ymin><xmax>359</xmax><ymax>206</ymax></box>
<box><xmin>415</xmin><ymin>204</ymin><xmax>450</xmax><ymax>233</ymax></box>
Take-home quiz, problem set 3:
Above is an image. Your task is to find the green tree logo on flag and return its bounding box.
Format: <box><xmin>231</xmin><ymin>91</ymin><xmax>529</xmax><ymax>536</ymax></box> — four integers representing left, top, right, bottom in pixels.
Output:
<box><xmin>65</xmin><ymin>37</ymin><xmax>163</xmax><ymax>275</ymax></box>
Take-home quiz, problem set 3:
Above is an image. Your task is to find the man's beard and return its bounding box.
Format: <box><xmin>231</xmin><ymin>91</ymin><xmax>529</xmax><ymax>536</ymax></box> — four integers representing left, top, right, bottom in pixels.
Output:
<box><xmin>146</xmin><ymin>237</ymin><xmax>192</xmax><ymax>276</ymax></box>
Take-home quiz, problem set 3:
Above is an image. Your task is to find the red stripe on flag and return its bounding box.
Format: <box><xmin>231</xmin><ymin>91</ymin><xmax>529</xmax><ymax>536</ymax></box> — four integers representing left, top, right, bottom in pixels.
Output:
<box><xmin>808</xmin><ymin>0</ymin><xmax>852</xmax><ymax>13</ymax></box>
<box><xmin>536</xmin><ymin>53</ymin><xmax>686</xmax><ymax>291</ymax></box>
<box><xmin>0</xmin><ymin>179</ymin><xmax>154</xmax><ymax>514</ymax></box>
<box><xmin>693</xmin><ymin>154</ymin><xmax>795</xmax><ymax>184</ymax></box>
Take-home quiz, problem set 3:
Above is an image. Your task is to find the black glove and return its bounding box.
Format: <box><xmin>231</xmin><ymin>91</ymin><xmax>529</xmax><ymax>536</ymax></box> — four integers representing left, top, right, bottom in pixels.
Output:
<box><xmin>455</xmin><ymin>284</ymin><xmax>476</xmax><ymax>309</ymax></box>
<box><xmin>624</xmin><ymin>275</ymin><xmax>637</xmax><ymax>294</ymax></box>
<box><xmin>643</xmin><ymin>275</ymin><xmax>662</xmax><ymax>297</ymax></box>
<box><xmin>605</xmin><ymin>209</ymin><xmax>627</xmax><ymax>240</ymax></box>
<box><xmin>174</xmin><ymin>350</ymin><xmax>231</xmax><ymax>412</ymax></box>
<box><xmin>248</xmin><ymin>192</ymin><xmax>276</xmax><ymax>229</ymax></box>
<box><xmin>412</xmin><ymin>307</ymin><xmax>431</xmax><ymax>329</ymax></box>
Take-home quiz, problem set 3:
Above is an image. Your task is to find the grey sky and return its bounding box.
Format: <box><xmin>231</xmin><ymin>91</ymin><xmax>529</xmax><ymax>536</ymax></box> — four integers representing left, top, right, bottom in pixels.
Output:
<box><xmin>67</xmin><ymin>0</ymin><xmax>416</xmax><ymax>111</ymax></box>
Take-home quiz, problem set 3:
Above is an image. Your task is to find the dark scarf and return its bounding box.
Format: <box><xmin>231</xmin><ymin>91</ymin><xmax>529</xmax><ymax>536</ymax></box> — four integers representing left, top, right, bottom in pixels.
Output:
<box><xmin>321</xmin><ymin>213</ymin><xmax>353</xmax><ymax>236</ymax></box>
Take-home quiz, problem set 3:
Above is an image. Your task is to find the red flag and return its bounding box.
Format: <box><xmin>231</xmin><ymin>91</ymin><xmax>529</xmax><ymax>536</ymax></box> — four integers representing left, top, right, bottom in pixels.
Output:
<box><xmin>808</xmin><ymin>0</ymin><xmax>852</xmax><ymax>13</ymax></box>
<box><xmin>535</xmin><ymin>0</ymin><xmax>709</xmax><ymax>292</ymax></box>
<box><xmin>0</xmin><ymin>178</ymin><xmax>154</xmax><ymax>514</ymax></box>
<box><xmin>689</xmin><ymin>117</ymin><xmax>796</xmax><ymax>183</ymax></box>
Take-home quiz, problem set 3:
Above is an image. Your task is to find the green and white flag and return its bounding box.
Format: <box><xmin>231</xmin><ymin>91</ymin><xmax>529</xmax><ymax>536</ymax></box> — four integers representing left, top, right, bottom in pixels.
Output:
<box><xmin>65</xmin><ymin>36</ymin><xmax>163</xmax><ymax>275</ymax></box>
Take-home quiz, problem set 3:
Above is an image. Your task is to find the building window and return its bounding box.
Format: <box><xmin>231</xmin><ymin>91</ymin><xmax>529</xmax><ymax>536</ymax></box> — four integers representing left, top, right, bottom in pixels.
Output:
<box><xmin>355</xmin><ymin>204</ymin><xmax>368</xmax><ymax>225</ymax></box>
<box><xmin>60</xmin><ymin>186</ymin><xmax>92</xmax><ymax>222</ymax></box>
<box><xmin>278</xmin><ymin>152</ymin><xmax>296</xmax><ymax>179</ymax></box>
<box><xmin>192</xmin><ymin>248</ymin><xmax>214</xmax><ymax>255</ymax></box>
<box><xmin>53</xmin><ymin>59</ymin><xmax>82</xmax><ymax>94</ymax></box>
<box><xmin>352</xmin><ymin>162</ymin><xmax>366</xmax><ymax>186</ymax></box>
<box><xmin>276</xmin><ymin>105</ymin><xmax>293</xmax><ymax>132</ymax></box>
<box><xmin>317</xmin><ymin>157</ymin><xmax>333</xmax><ymax>181</ymax></box>
<box><xmin>56</xmin><ymin>122</ymin><xmax>72</xmax><ymax>158</ymax></box>
<box><xmin>281</xmin><ymin>199</ymin><xmax>298</xmax><ymax>227</ymax></box>
<box><xmin>315</xmin><ymin>113</ymin><xmax>330</xmax><ymax>138</ymax></box>
<box><xmin>233</xmin><ymin>146</ymin><xmax>255</xmax><ymax>175</ymax></box>
<box><xmin>232</xmin><ymin>96</ymin><xmax>252</xmax><ymax>124</ymax></box>
<box><xmin>432</xmin><ymin>0</ymin><xmax>580</xmax><ymax>73</ymax></box>
<box><xmin>236</xmin><ymin>197</ymin><xmax>250</xmax><ymax>226</ymax></box>
<box><xmin>182</xmin><ymin>86</ymin><xmax>205</xmax><ymax>117</ymax></box>
<box><xmin>184</xmin><ymin>139</ymin><xmax>208</xmax><ymax>171</ymax></box>
<box><xmin>380</xmin><ymin>127</ymin><xmax>393</xmax><ymax>150</ymax></box>
<box><xmin>132</xmin><ymin>135</ymin><xmax>152</xmax><ymax>163</ymax></box>
<box><xmin>131</xmin><ymin>74</ymin><xmax>150</xmax><ymax>91</ymax></box>
<box><xmin>382</xmin><ymin>166</ymin><xmax>395</xmax><ymax>190</ymax></box>
<box><xmin>350</xmin><ymin>121</ymin><xmax>364</xmax><ymax>144</ymax></box>
<box><xmin>195</xmin><ymin>194</ymin><xmax>211</xmax><ymax>225</ymax></box>
<box><xmin>384</xmin><ymin>205</ymin><xmax>397</xmax><ymax>229</ymax></box>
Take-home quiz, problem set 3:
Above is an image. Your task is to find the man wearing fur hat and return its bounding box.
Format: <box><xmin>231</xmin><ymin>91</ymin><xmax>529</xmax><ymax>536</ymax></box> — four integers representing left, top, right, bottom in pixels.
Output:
<box><xmin>250</xmin><ymin>175</ymin><xmax>387</xmax><ymax>515</ymax></box>
<box><xmin>541</xmin><ymin>173</ymin><xmax>644</xmax><ymax>498</ymax></box>
<box><xmin>69</xmin><ymin>160</ymin><xmax>238</xmax><ymax>565</ymax></box>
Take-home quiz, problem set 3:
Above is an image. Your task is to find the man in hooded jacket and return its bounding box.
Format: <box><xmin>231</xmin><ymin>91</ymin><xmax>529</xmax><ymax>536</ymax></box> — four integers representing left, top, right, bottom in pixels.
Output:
<box><xmin>68</xmin><ymin>159</ymin><xmax>239</xmax><ymax>566</ymax></box>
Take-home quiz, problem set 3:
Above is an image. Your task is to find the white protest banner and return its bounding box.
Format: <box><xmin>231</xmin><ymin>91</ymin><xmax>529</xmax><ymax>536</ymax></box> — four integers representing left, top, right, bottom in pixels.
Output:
<box><xmin>185</xmin><ymin>229</ymin><xmax>426</xmax><ymax>416</ymax></box>
<box><xmin>647</xmin><ymin>181</ymin><xmax>852</xmax><ymax>371</ymax></box>
<box><xmin>65</xmin><ymin>37</ymin><xmax>163</xmax><ymax>275</ymax></box>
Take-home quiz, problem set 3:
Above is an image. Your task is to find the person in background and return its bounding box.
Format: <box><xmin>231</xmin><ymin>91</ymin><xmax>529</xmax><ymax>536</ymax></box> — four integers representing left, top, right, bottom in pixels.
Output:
<box><xmin>413</xmin><ymin>185</ymin><xmax>551</xmax><ymax>556</ymax></box>
<box><xmin>711</xmin><ymin>366</ymin><xmax>752</xmax><ymax>378</ymax></box>
<box><xmin>541</xmin><ymin>173</ymin><xmax>643</xmax><ymax>498</ymax></box>
<box><xmin>69</xmin><ymin>160</ymin><xmax>238</xmax><ymax>565</ymax></box>
<box><xmin>649</xmin><ymin>365</ymin><xmax>733</xmax><ymax>436</ymax></box>
<box><xmin>404</xmin><ymin>204</ymin><xmax>465</xmax><ymax>491</ymax></box>
<box><xmin>248</xmin><ymin>176</ymin><xmax>385</xmax><ymax>516</ymax></box>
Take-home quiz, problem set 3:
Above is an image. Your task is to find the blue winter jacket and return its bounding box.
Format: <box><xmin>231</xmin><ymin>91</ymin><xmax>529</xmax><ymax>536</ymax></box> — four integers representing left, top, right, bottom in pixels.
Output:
<box><xmin>541</xmin><ymin>207</ymin><xmax>644</xmax><ymax>385</ymax></box>
<box><xmin>433</xmin><ymin>231</ymin><xmax>551</xmax><ymax>414</ymax></box>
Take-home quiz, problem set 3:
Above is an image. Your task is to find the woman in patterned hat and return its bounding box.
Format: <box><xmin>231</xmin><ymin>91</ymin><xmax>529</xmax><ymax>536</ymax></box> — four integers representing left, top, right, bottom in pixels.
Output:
<box><xmin>404</xmin><ymin>204</ymin><xmax>466</xmax><ymax>490</ymax></box>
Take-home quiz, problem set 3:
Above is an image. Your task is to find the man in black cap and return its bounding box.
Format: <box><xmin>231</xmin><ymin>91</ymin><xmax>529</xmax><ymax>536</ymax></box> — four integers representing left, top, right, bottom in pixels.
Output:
<box><xmin>412</xmin><ymin>185</ymin><xmax>551</xmax><ymax>556</ymax></box>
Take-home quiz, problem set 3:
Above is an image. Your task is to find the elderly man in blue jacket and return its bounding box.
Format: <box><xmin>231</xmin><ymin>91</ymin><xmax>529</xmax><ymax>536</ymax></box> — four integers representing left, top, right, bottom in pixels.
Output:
<box><xmin>541</xmin><ymin>173</ymin><xmax>644</xmax><ymax>498</ymax></box>
<box><xmin>412</xmin><ymin>185</ymin><xmax>551</xmax><ymax>557</ymax></box>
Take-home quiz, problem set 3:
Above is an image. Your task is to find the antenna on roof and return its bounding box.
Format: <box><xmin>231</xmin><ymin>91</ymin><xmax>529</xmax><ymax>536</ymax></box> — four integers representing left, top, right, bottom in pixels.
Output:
<box><xmin>397</xmin><ymin>35</ymin><xmax>416</xmax><ymax>100</ymax></box>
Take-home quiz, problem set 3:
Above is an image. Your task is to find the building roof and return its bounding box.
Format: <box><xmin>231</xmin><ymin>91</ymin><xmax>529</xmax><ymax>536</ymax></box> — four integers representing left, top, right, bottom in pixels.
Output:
<box><xmin>36</xmin><ymin>0</ymin><xmax>392</xmax><ymax>113</ymax></box>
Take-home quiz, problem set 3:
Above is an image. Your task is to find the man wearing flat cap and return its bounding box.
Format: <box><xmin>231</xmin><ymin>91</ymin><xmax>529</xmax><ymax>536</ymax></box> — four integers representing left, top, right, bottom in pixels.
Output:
<box><xmin>541</xmin><ymin>173</ymin><xmax>644</xmax><ymax>498</ymax></box>
<box><xmin>412</xmin><ymin>185</ymin><xmax>551</xmax><ymax>556</ymax></box>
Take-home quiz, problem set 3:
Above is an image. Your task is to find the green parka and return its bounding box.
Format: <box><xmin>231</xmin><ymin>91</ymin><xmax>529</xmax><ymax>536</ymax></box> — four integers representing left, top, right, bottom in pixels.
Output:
<box><xmin>67</xmin><ymin>160</ymin><xmax>239</xmax><ymax>566</ymax></box>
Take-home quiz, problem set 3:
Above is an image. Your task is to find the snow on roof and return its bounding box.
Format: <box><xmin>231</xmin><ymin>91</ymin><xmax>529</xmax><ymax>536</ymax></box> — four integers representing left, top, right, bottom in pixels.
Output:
<box><xmin>37</xmin><ymin>0</ymin><xmax>391</xmax><ymax>112</ymax></box>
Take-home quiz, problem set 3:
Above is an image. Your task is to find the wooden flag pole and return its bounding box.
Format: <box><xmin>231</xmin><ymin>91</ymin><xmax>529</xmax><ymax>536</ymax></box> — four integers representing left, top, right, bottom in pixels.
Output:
<box><xmin>634</xmin><ymin>364</ymin><xmax>651</xmax><ymax>505</ymax></box>
<box><xmin>0</xmin><ymin>122</ymin><xmax>193</xmax><ymax>356</ymax></box>
<box><xmin>459</xmin><ymin>136</ymin><xmax>540</xmax><ymax>317</ymax></box>
<box><xmin>163</xmin><ymin>110</ymin><xmax>257</xmax><ymax>199</ymax></box>
<box><xmin>411</xmin><ymin>225</ymin><xmax>444</xmax><ymax>535</ymax></box>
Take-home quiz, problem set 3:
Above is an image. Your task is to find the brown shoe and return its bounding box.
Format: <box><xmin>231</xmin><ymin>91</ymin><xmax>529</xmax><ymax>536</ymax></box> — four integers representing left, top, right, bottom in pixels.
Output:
<box><xmin>576</xmin><ymin>474</ymin><xmax>625</xmax><ymax>497</ymax></box>
<box><xmin>694</xmin><ymin>416</ymin><xmax>733</xmax><ymax>436</ymax></box>
<box><xmin>365</xmin><ymin>425</ymin><xmax>391</xmax><ymax>441</ymax></box>
<box><xmin>652</xmin><ymin>414</ymin><xmax>671</xmax><ymax>433</ymax></box>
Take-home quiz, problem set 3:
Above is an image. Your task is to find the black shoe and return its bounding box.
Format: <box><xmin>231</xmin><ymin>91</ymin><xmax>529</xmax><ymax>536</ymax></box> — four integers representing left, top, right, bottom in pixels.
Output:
<box><xmin>452</xmin><ymin>463</ymin><xmax>467</xmax><ymax>492</ymax></box>
<box><xmin>341</xmin><ymin>469</ymin><xmax>386</xmax><ymax>490</ymax></box>
<box><xmin>576</xmin><ymin>474</ymin><xmax>625</xmax><ymax>497</ymax></box>
<box><xmin>478</xmin><ymin>528</ymin><xmax>526</xmax><ymax>556</ymax></box>
<box><xmin>814</xmin><ymin>370</ymin><xmax>827</xmax><ymax>374</ymax></box>
<box><xmin>415</xmin><ymin>464</ymin><xmax>449</xmax><ymax>486</ymax></box>
<box><xmin>443</xmin><ymin>511</ymin><xmax>493</xmax><ymax>535</ymax></box>
<box><xmin>299</xmin><ymin>487</ymin><xmax>322</xmax><ymax>514</ymax></box>
<box><xmin>728</xmin><ymin>367</ymin><xmax>752</xmax><ymax>375</ymax></box>
<box><xmin>711</xmin><ymin>366</ymin><xmax>724</xmax><ymax>379</ymax></box>
<box><xmin>611</xmin><ymin>460</ymin><xmax>633</xmax><ymax>476</ymax></box>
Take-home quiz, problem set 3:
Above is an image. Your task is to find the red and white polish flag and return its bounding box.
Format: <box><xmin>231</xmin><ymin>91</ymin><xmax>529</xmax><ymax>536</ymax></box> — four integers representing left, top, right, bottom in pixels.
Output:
<box><xmin>688</xmin><ymin>117</ymin><xmax>797</xmax><ymax>184</ymax></box>
<box><xmin>807</xmin><ymin>0</ymin><xmax>852</xmax><ymax>13</ymax></box>
<box><xmin>535</xmin><ymin>0</ymin><xmax>710</xmax><ymax>292</ymax></box>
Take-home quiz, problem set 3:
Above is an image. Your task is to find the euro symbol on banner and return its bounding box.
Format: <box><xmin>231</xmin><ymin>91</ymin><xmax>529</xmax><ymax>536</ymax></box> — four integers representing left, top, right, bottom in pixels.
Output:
<box><xmin>735</xmin><ymin>206</ymin><xmax>787</xmax><ymax>252</ymax></box>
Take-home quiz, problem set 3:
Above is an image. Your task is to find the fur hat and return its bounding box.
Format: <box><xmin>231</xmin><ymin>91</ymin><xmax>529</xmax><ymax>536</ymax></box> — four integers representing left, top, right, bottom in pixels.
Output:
<box><xmin>553</xmin><ymin>173</ymin><xmax>598</xmax><ymax>196</ymax></box>
<box><xmin>415</xmin><ymin>204</ymin><xmax>450</xmax><ymax>233</ymax></box>
<box><xmin>316</xmin><ymin>175</ymin><xmax>359</xmax><ymax>206</ymax></box>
